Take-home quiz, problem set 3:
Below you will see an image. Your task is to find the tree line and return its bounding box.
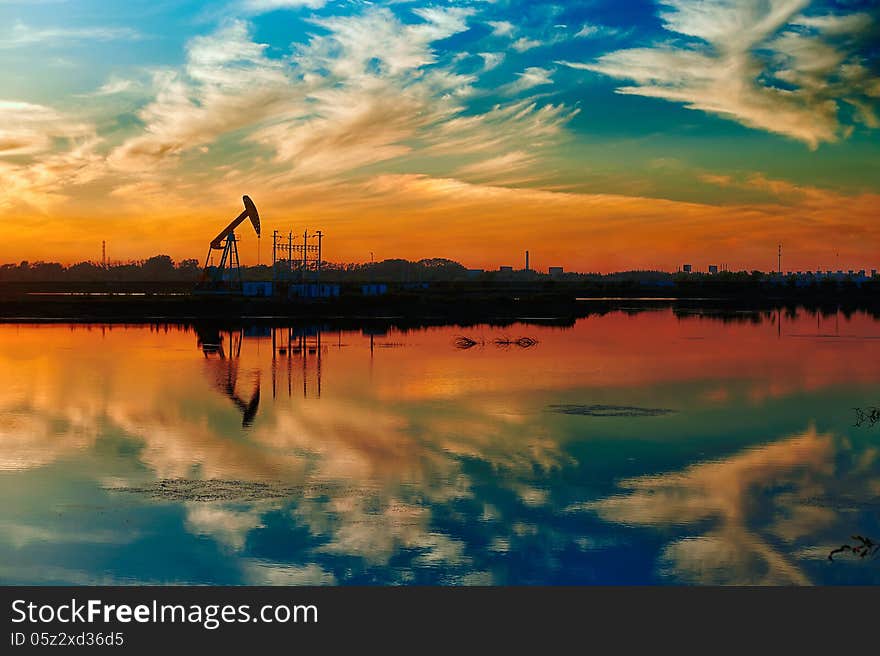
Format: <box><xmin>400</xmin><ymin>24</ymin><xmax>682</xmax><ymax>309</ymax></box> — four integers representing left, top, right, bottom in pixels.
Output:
<box><xmin>0</xmin><ymin>256</ymin><xmax>479</xmax><ymax>282</ymax></box>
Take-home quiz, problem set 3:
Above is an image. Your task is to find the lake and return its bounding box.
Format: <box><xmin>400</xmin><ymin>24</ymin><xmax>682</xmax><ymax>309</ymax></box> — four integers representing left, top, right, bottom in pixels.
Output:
<box><xmin>2</xmin><ymin>306</ymin><xmax>880</xmax><ymax>584</ymax></box>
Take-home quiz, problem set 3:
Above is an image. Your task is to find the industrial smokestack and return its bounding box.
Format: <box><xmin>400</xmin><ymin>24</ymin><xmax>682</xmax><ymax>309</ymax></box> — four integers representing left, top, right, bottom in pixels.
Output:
<box><xmin>525</xmin><ymin>250</ymin><xmax>530</xmax><ymax>272</ymax></box>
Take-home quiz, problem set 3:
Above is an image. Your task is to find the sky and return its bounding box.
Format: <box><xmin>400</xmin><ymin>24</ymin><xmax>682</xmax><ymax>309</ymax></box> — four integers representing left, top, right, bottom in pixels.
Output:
<box><xmin>0</xmin><ymin>0</ymin><xmax>878</xmax><ymax>272</ymax></box>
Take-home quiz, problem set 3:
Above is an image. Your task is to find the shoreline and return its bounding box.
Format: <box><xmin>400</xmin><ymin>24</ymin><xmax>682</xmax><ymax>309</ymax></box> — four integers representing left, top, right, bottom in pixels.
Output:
<box><xmin>2</xmin><ymin>288</ymin><xmax>878</xmax><ymax>325</ymax></box>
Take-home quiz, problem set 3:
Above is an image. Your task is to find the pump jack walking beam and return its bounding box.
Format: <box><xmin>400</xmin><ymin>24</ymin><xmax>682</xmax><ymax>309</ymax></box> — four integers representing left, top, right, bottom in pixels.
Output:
<box><xmin>210</xmin><ymin>195</ymin><xmax>261</xmax><ymax>249</ymax></box>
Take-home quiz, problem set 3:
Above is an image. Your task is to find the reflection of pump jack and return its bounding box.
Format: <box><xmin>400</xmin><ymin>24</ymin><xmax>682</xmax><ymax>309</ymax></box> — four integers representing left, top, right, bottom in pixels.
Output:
<box><xmin>224</xmin><ymin>370</ymin><xmax>261</xmax><ymax>428</ymax></box>
<box><xmin>196</xmin><ymin>327</ymin><xmax>261</xmax><ymax>427</ymax></box>
<box><xmin>271</xmin><ymin>326</ymin><xmax>324</xmax><ymax>400</ymax></box>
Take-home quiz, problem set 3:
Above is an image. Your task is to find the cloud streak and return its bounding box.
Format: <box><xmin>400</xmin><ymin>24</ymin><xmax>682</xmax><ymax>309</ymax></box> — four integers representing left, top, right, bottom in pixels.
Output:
<box><xmin>563</xmin><ymin>0</ymin><xmax>879</xmax><ymax>147</ymax></box>
<box><xmin>0</xmin><ymin>21</ymin><xmax>141</xmax><ymax>49</ymax></box>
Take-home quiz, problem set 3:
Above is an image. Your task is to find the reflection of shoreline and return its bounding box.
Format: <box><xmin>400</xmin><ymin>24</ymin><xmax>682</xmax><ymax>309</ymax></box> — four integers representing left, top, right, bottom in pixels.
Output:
<box><xmin>2</xmin><ymin>313</ymin><xmax>880</xmax><ymax>584</ymax></box>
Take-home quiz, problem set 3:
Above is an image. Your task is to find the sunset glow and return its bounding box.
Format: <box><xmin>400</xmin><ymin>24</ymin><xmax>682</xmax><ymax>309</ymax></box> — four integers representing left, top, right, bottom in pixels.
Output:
<box><xmin>1</xmin><ymin>0</ymin><xmax>878</xmax><ymax>272</ymax></box>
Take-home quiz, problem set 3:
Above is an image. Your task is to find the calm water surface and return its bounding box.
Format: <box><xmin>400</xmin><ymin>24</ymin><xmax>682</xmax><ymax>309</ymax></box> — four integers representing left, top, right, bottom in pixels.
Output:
<box><xmin>2</xmin><ymin>308</ymin><xmax>880</xmax><ymax>584</ymax></box>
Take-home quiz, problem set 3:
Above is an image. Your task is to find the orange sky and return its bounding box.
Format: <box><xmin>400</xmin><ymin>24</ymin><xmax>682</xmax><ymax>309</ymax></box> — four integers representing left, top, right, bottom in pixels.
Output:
<box><xmin>4</xmin><ymin>174</ymin><xmax>879</xmax><ymax>273</ymax></box>
<box><xmin>1</xmin><ymin>1</ymin><xmax>878</xmax><ymax>273</ymax></box>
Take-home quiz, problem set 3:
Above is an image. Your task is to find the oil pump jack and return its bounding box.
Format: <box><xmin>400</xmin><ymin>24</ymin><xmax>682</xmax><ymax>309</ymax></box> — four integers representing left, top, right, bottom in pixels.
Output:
<box><xmin>198</xmin><ymin>195</ymin><xmax>261</xmax><ymax>293</ymax></box>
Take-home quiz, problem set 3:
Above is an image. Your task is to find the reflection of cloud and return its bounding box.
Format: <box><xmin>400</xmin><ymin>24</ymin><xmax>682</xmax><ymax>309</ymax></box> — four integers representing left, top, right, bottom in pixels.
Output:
<box><xmin>242</xmin><ymin>561</ymin><xmax>336</xmax><ymax>585</ymax></box>
<box><xmin>0</xmin><ymin>324</ymin><xmax>575</xmax><ymax>576</ymax></box>
<box><xmin>0</xmin><ymin>407</ymin><xmax>99</xmax><ymax>471</ymax></box>
<box><xmin>583</xmin><ymin>427</ymin><xmax>879</xmax><ymax>584</ymax></box>
<box><xmin>0</xmin><ymin>521</ymin><xmax>137</xmax><ymax>549</ymax></box>
<box><xmin>184</xmin><ymin>504</ymin><xmax>267</xmax><ymax>551</ymax></box>
<box><xmin>4</xmin><ymin>322</ymin><xmax>880</xmax><ymax>583</ymax></box>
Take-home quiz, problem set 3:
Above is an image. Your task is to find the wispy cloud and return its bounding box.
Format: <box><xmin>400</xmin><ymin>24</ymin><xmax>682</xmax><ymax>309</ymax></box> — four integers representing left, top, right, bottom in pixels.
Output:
<box><xmin>511</xmin><ymin>36</ymin><xmax>541</xmax><ymax>52</ymax></box>
<box><xmin>86</xmin><ymin>78</ymin><xmax>140</xmax><ymax>97</ymax></box>
<box><xmin>487</xmin><ymin>20</ymin><xmax>515</xmax><ymax>37</ymax></box>
<box><xmin>240</xmin><ymin>0</ymin><xmax>328</xmax><ymax>11</ymax></box>
<box><xmin>0</xmin><ymin>21</ymin><xmax>141</xmax><ymax>49</ymax></box>
<box><xmin>575</xmin><ymin>23</ymin><xmax>601</xmax><ymax>38</ymax></box>
<box><xmin>108</xmin><ymin>20</ymin><xmax>295</xmax><ymax>171</ymax></box>
<box><xmin>109</xmin><ymin>6</ymin><xmax>575</xmax><ymax>185</ymax></box>
<box><xmin>477</xmin><ymin>51</ymin><xmax>505</xmax><ymax>71</ymax></box>
<box><xmin>455</xmin><ymin>150</ymin><xmax>536</xmax><ymax>180</ymax></box>
<box><xmin>0</xmin><ymin>101</ymin><xmax>92</xmax><ymax>157</ymax></box>
<box><xmin>502</xmin><ymin>66</ymin><xmax>553</xmax><ymax>95</ymax></box>
<box><xmin>562</xmin><ymin>0</ymin><xmax>879</xmax><ymax>148</ymax></box>
<box><xmin>574</xmin><ymin>22</ymin><xmax>628</xmax><ymax>39</ymax></box>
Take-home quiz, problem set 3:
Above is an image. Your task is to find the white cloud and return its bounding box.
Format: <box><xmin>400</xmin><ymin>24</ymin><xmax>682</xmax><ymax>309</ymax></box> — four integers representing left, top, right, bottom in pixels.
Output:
<box><xmin>511</xmin><ymin>36</ymin><xmax>541</xmax><ymax>52</ymax></box>
<box><xmin>487</xmin><ymin>20</ymin><xmax>515</xmax><ymax>37</ymax></box>
<box><xmin>575</xmin><ymin>24</ymin><xmax>599</xmax><ymax>38</ymax></box>
<box><xmin>792</xmin><ymin>12</ymin><xmax>873</xmax><ymax>35</ymax></box>
<box><xmin>0</xmin><ymin>100</ymin><xmax>89</xmax><ymax>156</ymax></box>
<box><xmin>90</xmin><ymin>78</ymin><xmax>139</xmax><ymax>96</ymax></box>
<box><xmin>477</xmin><ymin>51</ymin><xmax>505</xmax><ymax>71</ymax></box>
<box><xmin>241</xmin><ymin>0</ymin><xmax>328</xmax><ymax>11</ymax></box>
<box><xmin>502</xmin><ymin>66</ymin><xmax>553</xmax><ymax>94</ymax></box>
<box><xmin>565</xmin><ymin>0</ymin><xmax>878</xmax><ymax>148</ymax></box>
<box><xmin>0</xmin><ymin>21</ymin><xmax>140</xmax><ymax>49</ymax></box>
<box><xmin>245</xmin><ymin>6</ymin><xmax>477</xmax><ymax>177</ymax></box>
<box><xmin>455</xmin><ymin>150</ymin><xmax>535</xmax><ymax>180</ymax></box>
<box><xmin>0</xmin><ymin>99</ymin><xmax>104</xmax><ymax>211</ymax></box>
<box><xmin>575</xmin><ymin>22</ymin><xmax>623</xmax><ymax>39</ymax></box>
<box><xmin>110</xmin><ymin>6</ymin><xmax>573</xmax><ymax>182</ymax></box>
<box><xmin>108</xmin><ymin>20</ymin><xmax>295</xmax><ymax>171</ymax></box>
<box><xmin>422</xmin><ymin>99</ymin><xmax>577</xmax><ymax>157</ymax></box>
<box><xmin>5</xmin><ymin>3</ymin><xmax>580</xmax><ymax>205</ymax></box>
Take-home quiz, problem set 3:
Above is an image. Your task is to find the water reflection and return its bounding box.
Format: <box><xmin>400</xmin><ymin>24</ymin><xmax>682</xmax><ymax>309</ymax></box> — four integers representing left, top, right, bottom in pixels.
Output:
<box><xmin>1</xmin><ymin>307</ymin><xmax>879</xmax><ymax>584</ymax></box>
<box><xmin>197</xmin><ymin>327</ymin><xmax>261</xmax><ymax>427</ymax></box>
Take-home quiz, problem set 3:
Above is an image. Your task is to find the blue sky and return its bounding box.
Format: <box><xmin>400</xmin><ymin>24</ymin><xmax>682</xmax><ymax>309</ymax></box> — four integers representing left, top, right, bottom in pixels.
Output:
<box><xmin>0</xmin><ymin>0</ymin><xmax>878</xmax><ymax>270</ymax></box>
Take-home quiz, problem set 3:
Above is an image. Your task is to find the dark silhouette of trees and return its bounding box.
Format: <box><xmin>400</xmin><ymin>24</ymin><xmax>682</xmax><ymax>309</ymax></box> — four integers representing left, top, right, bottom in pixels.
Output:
<box><xmin>0</xmin><ymin>257</ymin><xmax>203</xmax><ymax>282</ymax></box>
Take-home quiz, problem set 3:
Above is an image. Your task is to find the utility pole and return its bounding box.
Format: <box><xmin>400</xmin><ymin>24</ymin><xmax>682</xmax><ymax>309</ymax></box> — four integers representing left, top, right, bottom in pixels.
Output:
<box><xmin>778</xmin><ymin>243</ymin><xmax>782</xmax><ymax>275</ymax></box>
<box><xmin>302</xmin><ymin>230</ymin><xmax>308</xmax><ymax>283</ymax></box>
<box><xmin>102</xmin><ymin>240</ymin><xmax>106</xmax><ymax>269</ymax></box>
<box><xmin>316</xmin><ymin>230</ymin><xmax>323</xmax><ymax>281</ymax></box>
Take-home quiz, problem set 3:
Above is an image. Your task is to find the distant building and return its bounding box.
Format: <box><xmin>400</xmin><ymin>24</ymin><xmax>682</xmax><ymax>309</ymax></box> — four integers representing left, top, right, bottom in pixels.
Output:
<box><xmin>499</xmin><ymin>265</ymin><xmax>514</xmax><ymax>273</ymax></box>
<box><xmin>708</xmin><ymin>265</ymin><xmax>718</xmax><ymax>274</ymax></box>
<box><xmin>682</xmin><ymin>264</ymin><xmax>693</xmax><ymax>273</ymax></box>
<box><xmin>872</xmin><ymin>269</ymin><xmax>877</xmax><ymax>278</ymax></box>
<box><xmin>242</xmin><ymin>281</ymin><xmax>273</xmax><ymax>297</ymax></box>
<box><xmin>466</xmin><ymin>269</ymin><xmax>484</xmax><ymax>279</ymax></box>
<box><xmin>290</xmin><ymin>283</ymin><xmax>340</xmax><ymax>299</ymax></box>
<box><xmin>548</xmin><ymin>266</ymin><xmax>563</xmax><ymax>278</ymax></box>
<box><xmin>360</xmin><ymin>283</ymin><xmax>388</xmax><ymax>296</ymax></box>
